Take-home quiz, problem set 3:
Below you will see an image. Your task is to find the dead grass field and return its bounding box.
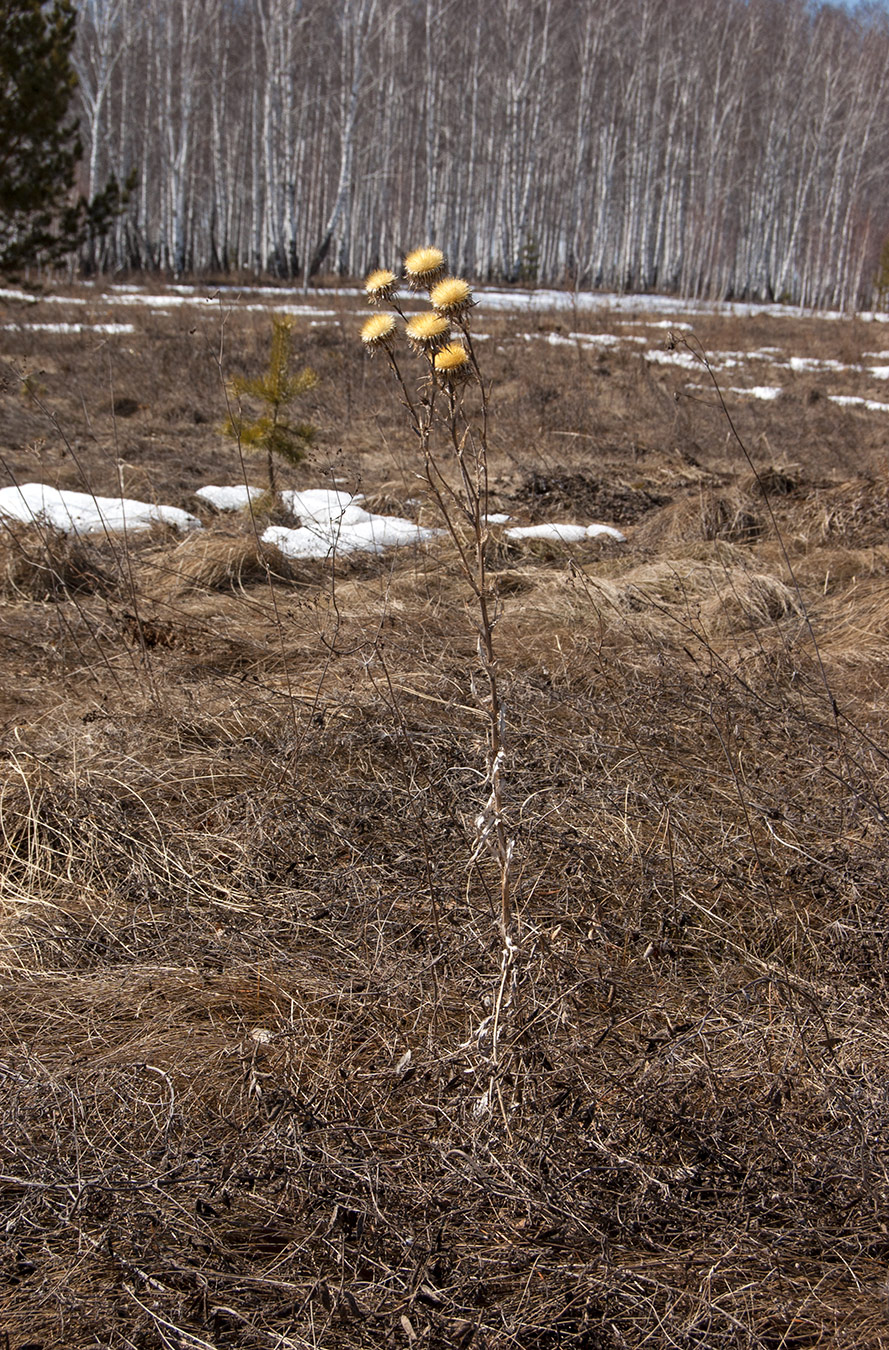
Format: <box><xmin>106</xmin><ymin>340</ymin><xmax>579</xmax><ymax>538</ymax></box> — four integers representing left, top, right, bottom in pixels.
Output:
<box><xmin>2</xmin><ymin>283</ymin><xmax>889</xmax><ymax>1349</ymax></box>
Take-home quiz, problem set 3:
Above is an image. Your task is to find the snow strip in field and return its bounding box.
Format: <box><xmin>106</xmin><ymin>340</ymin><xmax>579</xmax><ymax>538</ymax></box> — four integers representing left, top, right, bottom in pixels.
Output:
<box><xmin>505</xmin><ymin>522</ymin><xmax>625</xmax><ymax>543</ymax></box>
<box><xmin>242</xmin><ymin>303</ymin><xmax>338</xmax><ymax>317</ymax></box>
<box><xmin>1</xmin><ymin>321</ymin><xmax>135</xmax><ymax>335</ymax></box>
<box><xmin>103</xmin><ymin>292</ymin><xmax>199</xmax><ymax>308</ymax></box>
<box><xmin>522</xmin><ymin>331</ymin><xmax>646</xmax><ymax>349</ymax></box>
<box><xmin>265</xmin><ymin>489</ymin><xmax>439</xmax><ymax>559</ymax></box>
<box><xmin>5</xmin><ymin>281</ymin><xmax>889</xmax><ymax>326</ymax></box>
<box><xmin>0</xmin><ymin>483</ymin><xmax>200</xmax><ymax>535</ymax></box>
<box><xmin>828</xmin><ymin>395</ymin><xmax>889</xmax><ymax>412</ymax></box>
<box><xmin>787</xmin><ymin>355</ymin><xmax>849</xmax><ymax>373</ymax></box>
<box><xmin>477</xmin><ymin>287</ymin><xmax>858</xmax><ymax>322</ymax></box>
<box><xmin>729</xmin><ymin>385</ymin><xmax>783</xmax><ymax>400</ymax></box>
<box><xmin>644</xmin><ymin>348</ymin><xmax>702</xmax><ymax>369</ymax></box>
<box><xmin>196</xmin><ymin>485</ymin><xmax>265</xmax><ymax>511</ymax></box>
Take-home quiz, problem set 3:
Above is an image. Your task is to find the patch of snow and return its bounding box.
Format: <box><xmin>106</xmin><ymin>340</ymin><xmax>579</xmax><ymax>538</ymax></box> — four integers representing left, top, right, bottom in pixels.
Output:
<box><xmin>477</xmin><ymin>287</ymin><xmax>851</xmax><ymax>322</ymax></box>
<box><xmin>0</xmin><ymin>483</ymin><xmax>200</xmax><ymax>535</ymax></box>
<box><xmin>195</xmin><ymin>485</ymin><xmax>265</xmax><ymax>511</ymax></box>
<box><xmin>522</xmin><ymin>330</ymin><xmax>646</xmax><ymax>349</ymax></box>
<box><xmin>1</xmin><ymin>321</ymin><xmax>135</xmax><ymax>334</ymax></box>
<box><xmin>241</xmin><ymin>303</ymin><xmax>337</xmax><ymax>317</ymax></box>
<box><xmin>485</xmin><ymin>513</ymin><xmax>511</xmax><ymax>525</ymax></box>
<box><xmin>103</xmin><ymin>292</ymin><xmax>197</xmax><ymax>308</ymax></box>
<box><xmin>715</xmin><ymin>349</ymin><xmax>777</xmax><ymax>362</ymax></box>
<box><xmin>522</xmin><ymin>332</ymin><xmax>575</xmax><ymax>347</ymax></box>
<box><xmin>505</xmin><ymin>522</ymin><xmax>625</xmax><ymax>544</ymax></box>
<box><xmin>645</xmin><ymin>349</ymin><xmax>701</xmax><ymax>369</ymax></box>
<box><xmin>24</xmin><ymin>293</ymin><xmax>89</xmax><ymax>305</ymax></box>
<box><xmin>828</xmin><ymin>395</ymin><xmax>889</xmax><ymax>412</ymax></box>
<box><xmin>568</xmin><ymin>331</ymin><xmax>647</xmax><ymax>346</ymax></box>
<box><xmin>728</xmin><ymin>385</ymin><xmax>783</xmax><ymax>400</ymax></box>
<box><xmin>867</xmin><ymin>366</ymin><xmax>889</xmax><ymax>379</ymax></box>
<box><xmin>787</xmin><ymin>356</ymin><xmax>849</xmax><ymax>372</ymax></box>
<box><xmin>267</xmin><ymin>489</ymin><xmax>440</xmax><ymax>559</ymax></box>
<box><xmin>280</xmin><ymin>488</ymin><xmax>367</xmax><ymax>525</ymax></box>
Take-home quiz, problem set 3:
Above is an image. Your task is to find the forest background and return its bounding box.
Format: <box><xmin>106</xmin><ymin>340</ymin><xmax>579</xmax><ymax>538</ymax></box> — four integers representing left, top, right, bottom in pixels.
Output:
<box><xmin>72</xmin><ymin>0</ymin><xmax>889</xmax><ymax>309</ymax></box>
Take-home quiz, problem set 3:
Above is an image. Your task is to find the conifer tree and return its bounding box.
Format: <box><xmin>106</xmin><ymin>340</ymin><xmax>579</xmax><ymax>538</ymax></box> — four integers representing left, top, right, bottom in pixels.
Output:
<box><xmin>0</xmin><ymin>0</ymin><xmax>126</xmax><ymax>273</ymax></box>
<box><xmin>223</xmin><ymin>317</ymin><xmax>318</xmax><ymax>496</ymax></box>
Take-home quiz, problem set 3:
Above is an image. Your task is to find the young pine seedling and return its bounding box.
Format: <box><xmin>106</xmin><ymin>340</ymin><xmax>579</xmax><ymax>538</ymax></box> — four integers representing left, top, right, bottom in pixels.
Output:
<box><xmin>223</xmin><ymin>316</ymin><xmax>318</xmax><ymax>496</ymax></box>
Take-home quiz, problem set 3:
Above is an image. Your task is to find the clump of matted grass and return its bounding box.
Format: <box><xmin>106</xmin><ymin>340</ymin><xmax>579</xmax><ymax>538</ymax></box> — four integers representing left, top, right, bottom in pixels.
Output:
<box><xmin>0</xmin><ymin>520</ymin><xmax>114</xmax><ymax>600</ymax></box>
<box><xmin>141</xmin><ymin>527</ymin><xmax>311</xmax><ymax>596</ymax></box>
<box><xmin>634</xmin><ymin>485</ymin><xmax>764</xmax><ymax>549</ymax></box>
<box><xmin>794</xmin><ymin>475</ymin><xmax>889</xmax><ymax>548</ymax></box>
<box><xmin>511</xmin><ymin>553</ymin><xmax>804</xmax><ymax>658</ymax></box>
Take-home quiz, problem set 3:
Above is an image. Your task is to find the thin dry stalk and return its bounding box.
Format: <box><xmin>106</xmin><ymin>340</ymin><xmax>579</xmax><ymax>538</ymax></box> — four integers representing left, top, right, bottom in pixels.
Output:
<box><xmin>364</xmin><ymin>258</ymin><xmax>517</xmax><ymax>1011</ymax></box>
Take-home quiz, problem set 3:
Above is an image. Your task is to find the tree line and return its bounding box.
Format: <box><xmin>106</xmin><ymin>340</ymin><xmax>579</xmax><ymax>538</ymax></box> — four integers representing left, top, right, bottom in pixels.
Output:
<box><xmin>70</xmin><ymin>0</ymin><xmax>889</xmax><ymax>308</ymax></box>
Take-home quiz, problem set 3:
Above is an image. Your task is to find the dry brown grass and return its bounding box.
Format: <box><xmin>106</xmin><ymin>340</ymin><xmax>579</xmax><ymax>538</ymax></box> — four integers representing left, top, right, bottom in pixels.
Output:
<box><xmin>0</xmin><ymin>518</ymin><xmax>114</xmax><ymax>599</ymax></box>
<box><xmin>1</xmin><ymin>288</ymin><xmax>889</xmax><ymax>1349</ymax></box>
<box><xmin>142</xmin><ymin>528</ymin><xmax>313</xmax><ymax>596</ymax></box>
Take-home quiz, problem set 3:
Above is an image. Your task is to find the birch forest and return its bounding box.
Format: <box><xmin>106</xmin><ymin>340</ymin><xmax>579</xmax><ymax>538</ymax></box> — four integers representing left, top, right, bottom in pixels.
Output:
<box><xmin>73</xmin><ymin>0</ymin><xmax>889</xmax><ymax>309</ymax></box>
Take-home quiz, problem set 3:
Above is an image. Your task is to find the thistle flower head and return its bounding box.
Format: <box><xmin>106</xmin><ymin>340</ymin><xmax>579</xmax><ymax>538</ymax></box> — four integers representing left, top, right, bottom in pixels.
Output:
<box><xmin>430</xmin><ymin>276</ymin><xmax>474</xmax><ymax>317</ymax></box>
<box><xmin>405</xmin><ymin>311</ymin><xmax>450</xmax><ymax>353</ymax></box>
<box><xmin>404</xmin><ymin>246</ymin><xmax>446</xmax><ymax>289</ymax></box>
<box><xmin>433</xmin><ymin>341</ymin><xmax>471</xmax><ymax>382</ymax></box>
<box><xmin>364</xmin><ymin>268</ymin><xmax>398</xmax><ymax>305</ymax></box>
<box><xmin>360</xmin><ymin>312</ymin><xmax>397</xmax><ymax>353</ymax></box>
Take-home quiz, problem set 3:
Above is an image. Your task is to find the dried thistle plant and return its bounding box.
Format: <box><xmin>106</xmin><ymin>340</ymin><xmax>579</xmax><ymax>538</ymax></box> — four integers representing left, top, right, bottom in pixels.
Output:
<box><xmin>361</xmin><ymin>248</ymin><xmax>517</xmax><ymax>1048</ymax></box>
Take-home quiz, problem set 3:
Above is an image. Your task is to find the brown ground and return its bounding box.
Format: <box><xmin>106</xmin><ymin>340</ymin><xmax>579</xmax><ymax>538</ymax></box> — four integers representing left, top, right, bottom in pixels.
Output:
<box><xmin>2</xmin><ymin>283</ymin><xmax>889</xmax><ymax>1349</ymax></box>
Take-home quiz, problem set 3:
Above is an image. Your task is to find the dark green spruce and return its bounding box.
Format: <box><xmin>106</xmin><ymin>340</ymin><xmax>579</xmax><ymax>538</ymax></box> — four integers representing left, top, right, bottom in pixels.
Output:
<box><xmin>0</xmin><ymin>0</ymin><xmax>130</xmax><ymax>275</ymax></box>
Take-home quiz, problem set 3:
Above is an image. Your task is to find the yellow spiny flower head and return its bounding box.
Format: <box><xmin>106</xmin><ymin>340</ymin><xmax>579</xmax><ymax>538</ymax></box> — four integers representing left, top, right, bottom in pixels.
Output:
<box><xmin>364</xmin><ymin>268</ymin><xmax>398</xmax><ymax>305</ymax></box>
<box><xmin>404</xmin><ymin>246</ymin><xmax>446</xmax><ymax>289</ymax></box>
<box><xmin>429</xmin><ymin>276</ymin><xmax>474</xmax><ymax>317</ymax></box>
<box><xmin>433</xmin><ymin>341</ymin><xmax>470</xmax><ymax>382</ymax></box>
<box><xmin>360</xmin><ymin>312</ymin><xmax>397</xmax><ymax>353</ymax></box>
<box><xmin>405</xmin><ymin>311</ymin><xmax>450</xmax><ymax>354</ymax></box>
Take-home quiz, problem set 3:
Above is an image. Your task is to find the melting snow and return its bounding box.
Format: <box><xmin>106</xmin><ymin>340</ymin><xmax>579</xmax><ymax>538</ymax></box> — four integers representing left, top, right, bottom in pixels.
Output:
<box><xmin>102</xmin><ymin>292</ymin><xmax>198</xmax><ymax>308</ymax></box>
<box><xmin>242</xmin><ymin>303</ymin><xmax>337</xmax><ymax>317</ymax></box>
<box><xmin>787</xmin><ymin>356</ymin><xmax>849</xmax><ymax>372</ymax></box>
<box><xmin>1</xmin><ymin>321</ymin><xmax>135</xmax><ymax>334</ymax></box>
<box><xmin>266</xmin><ymin>489</ymin><xmax>439</xmax><ymax>559</ymax></box>
<box><xmin>828</xmin><ymin>395</ymin><xmax>889</xmax><ymax>412</ymax></box>
<box><xmin>645</xmin><ymin>349</ymin><xmax>701</xmax><ymax>369</ymax></box>
<box><xmin>0</xmin><ymin>483</ymin><xmax>200</xmax><ymax>535</ymax></box>
<box><xmin>195</xmin><ymin>485</ymin><xmax>265</xmax><ymax>511</ymax></box>
<box><xmin>729</xmin><ymin>385</ymin><xmax>782</xmax><ymax>400</ymax></box>
<box><xmin>505</xmin><ymin>522</ymin><xmax>625</xmax><ymax>543</ymax></box>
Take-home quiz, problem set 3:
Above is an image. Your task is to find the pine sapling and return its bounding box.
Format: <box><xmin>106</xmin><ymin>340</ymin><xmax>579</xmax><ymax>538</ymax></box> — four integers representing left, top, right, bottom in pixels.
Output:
<box><xmin>223</xmin><ymin>316</ymin><xmax>318</xmax><ymax>496</ymax></box>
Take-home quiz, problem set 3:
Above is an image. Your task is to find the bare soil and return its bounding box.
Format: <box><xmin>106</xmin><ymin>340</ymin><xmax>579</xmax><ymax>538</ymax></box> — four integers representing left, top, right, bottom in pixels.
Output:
<box><xmin>2</xmin><ymin>284</ymin><xmax>889</xmax><ymax>1349</ymax></box>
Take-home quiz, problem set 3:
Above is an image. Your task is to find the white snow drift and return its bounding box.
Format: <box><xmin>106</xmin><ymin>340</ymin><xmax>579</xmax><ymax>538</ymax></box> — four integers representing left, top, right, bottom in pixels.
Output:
<box><xmin>0</xmin><ymin>483</ymin><xmax>200</xmax><ymax>535</ymax></box>
<box><xmin>504</xmin><ymin>522</ymin><xmax>625</xmax><ymax>543</ymax></box>
<box><xmin>195</xmin><ymin>484</ymin><xmax>265</xmax><ymax>511</ymax></box>
<box><xmin>0</xmin><ymin>483</ymin><xmax>626</xmax><ymax>556</ymax></box>
<box><xmin>265</xmin><ymin>489</ymin><xmax>440</xmax><ymax>559</ymax></box>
